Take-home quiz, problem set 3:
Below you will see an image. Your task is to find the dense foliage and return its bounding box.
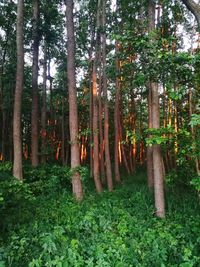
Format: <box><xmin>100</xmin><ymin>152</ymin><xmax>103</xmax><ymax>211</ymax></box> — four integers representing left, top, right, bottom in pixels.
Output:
<box><xmin>0</xmin><ymin>164</ymin><xmax>200</xmax><ymax>266</ymax></box>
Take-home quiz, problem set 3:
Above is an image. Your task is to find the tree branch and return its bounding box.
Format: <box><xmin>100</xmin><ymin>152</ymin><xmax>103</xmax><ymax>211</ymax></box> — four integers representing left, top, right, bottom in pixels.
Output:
<box><xmin>182</xmin><ymin>0</ymin><xmax>200</xmax><ymax>30</ymax></box>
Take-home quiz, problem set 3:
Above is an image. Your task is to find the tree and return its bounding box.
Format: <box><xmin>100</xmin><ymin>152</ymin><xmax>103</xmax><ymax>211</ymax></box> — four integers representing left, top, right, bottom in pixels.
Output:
<box><xmin>13</xmin><ymin>0</ymin><xmax>24</xmax><ymax>180</ymax></box>
<box><xmin>102</xmin><ymin>0</ymin><xmax>113</xmax><ymax>191</ymax></box>
<box><xmin>91</xmin><ymin>0</ymin><xmax>103</xmax><ymax>193</ymax></box>
<box><xmin>31</xmin><ymin>0</ymin><xmax>40</xmax><ymax>166</ymax></box>
<box><xmin>148</xmin><ymin>0</ymin><xmax>165</xmax><ymax>218</ymax></box>
<box><xmin>65</xmin><ymin>0</ymin><xmax>83</xmax><ymax>200</ymax></box>
<box><xmin>41</xmin><ymin>43</ymin><xmax>47</xmax><ymax>164</ymax></box>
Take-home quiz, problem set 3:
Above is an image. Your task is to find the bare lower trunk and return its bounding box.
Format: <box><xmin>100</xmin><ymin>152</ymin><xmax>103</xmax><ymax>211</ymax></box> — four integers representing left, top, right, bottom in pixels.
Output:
<box><xmin>119</xmin><ymin>119</ymin><xmax>131</xmax><ymax>174</ymax></box>
<box><xmin>66</xmin><ymin>0</ymin><xmax>83</xmax><ymax>200</ymax></box>
<box><xmin>153</xmin><ymin>144</ymin><xmax>165</xmax><ymax>217</ymax></box>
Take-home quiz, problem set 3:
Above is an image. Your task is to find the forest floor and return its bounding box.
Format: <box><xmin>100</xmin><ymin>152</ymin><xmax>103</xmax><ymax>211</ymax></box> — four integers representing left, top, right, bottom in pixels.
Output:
<box><xmin>0</xmin><ymin>165</ymin><xmax>200</xmax><ymax>266</ymax></box>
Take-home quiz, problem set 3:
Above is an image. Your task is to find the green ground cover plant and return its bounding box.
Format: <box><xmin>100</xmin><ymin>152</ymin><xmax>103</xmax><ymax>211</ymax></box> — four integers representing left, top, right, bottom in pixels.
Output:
<box><xmin>0</xmin><ymin>164</ymin><xmax>199</xmax><ymax>267</ymax></box>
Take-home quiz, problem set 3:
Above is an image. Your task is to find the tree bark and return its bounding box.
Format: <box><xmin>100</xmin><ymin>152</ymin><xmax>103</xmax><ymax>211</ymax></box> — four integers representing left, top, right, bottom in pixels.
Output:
<box><xmin>182</xmin><ymin>0</ymin><xmax>200</xmax><ymax>29</ymax></box>
<box><xmin>0</xmin><ymin>41</ymin><xmax>8</xmax><ymax>162</ymax></box>
<box><xmin>152</xmin><ymin>82</ymin><xmax>165</xmax><ymax>218</ymax></box>
<box><xmin>66</xmin><ymin>0</ymin><xmax>83</xmax><ymax>200</ymax></box>
<box><xmin>13</xmin><ymin>0</ymin><xmax>24</xmax><ymax>180</ymax></box>
<box><xmin>114</xmin><ymin>42</ymin><xmax>121</xmax><ymax>183</ymax></box>
<box><xmin>91</xmin><ymin>0</ymin><xmax>103</xmax><ymax>193</ymax></box>
<box><xmin>102</xmin><ymin>0</ymin><xmax>113</xmax><ymax>191</ymax></box>
<box><xmin>146</xmin><ymin>0</ymin><xmax>155</xmax><ymax>189</ymax></box>
<box><xmin>189</xmin><ymin>88</ymin><xmax>200</xmax><ymax>176</ymax></box>
<box><xmin>98</xmin><ymin>70</ymin><xmax>106</xmax><ymax>183</ymax></box>
<box><xmin>148</xmin><ymin>0</ymin><xmax>165</xmax><ymax>218</ymax></box>
<box><xmin>31</xmin><ymin>0</ymin><xmax>40</xmax><ymax>166</ymax></box>
<box><xmin>61</xmin><ymin>98</ymin><xmax>66</xmax><ymax>165</ymax></box>
<box><xmin>147</xmin><ymin>83</ymin><xmax>154</xmax><ymax>189</ymax></box>
<box><xmin>41</xmin><ymin>44</ymin><xmax>47</xmax><ymax>164</ymax></box>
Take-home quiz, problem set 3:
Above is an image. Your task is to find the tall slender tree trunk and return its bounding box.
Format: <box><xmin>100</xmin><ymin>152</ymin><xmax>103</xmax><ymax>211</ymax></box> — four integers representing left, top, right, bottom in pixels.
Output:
<box><xmin>89</xmin><ymin>75</ymin><xmax>93</xmax><ymax>178</ymax></box>
<box><xmin>119</xmin><ymin>118</ymin><xmax>131</xmax><ymax>174</ymax></box>
<box><xmin>147</xmin><ymin>83</ymin><xmax>154</xmax><ymax>188</ymax></box>
<box><xmin>102</xmin><ymin>0</ymin><xmax>113</xmax><ymax>191</ymax></box>
<box><xmin>152</xmin><ymin>82</ymin><xmax>165</xmax><ymax>218</ymax></box>
<box><xmin>41</xmin><ymin>45</ymin><xmax>47</xmax><ymax>164</ymax></box>
<box><xmin>147</xmin><ymin>0</ymin><xmax>155</xmax><ymax>189</ymax></box>
<box><xmin>174</xmin><ymin>98</ymin><xmax>178</xmax><ymax>168</ymax></box>
<box><xmin>189</xmin><ymin>88</ymin><xmax>200</xmax><ymax>176</ymax></box>
<box><xmin>31</xmin><ymin>0</ymin><xmax>40</xmax><ymax>166</ymax></box>
<box><xmin>88</xmin><ymin>17</ymin><xmax>95</xmax><ymax>178</ymax></box>
<box><xmin>13</xmin><ymin>0</ymin><xmax>24</xmax><ymax>180</ymax></box>
<box><xmin>114</xmin><ymin>42</ymin><xmax>121</xmax><ymax>183</ymax></box>
<box><xmin>92</xmin><ymin>0</ymin><xmax>103</xmax><ymax>193</ymax></box>
<box><xmin>2</xmin><ymin>110</ymin><xmax>6</xmax><ymax>161</ymax></box>
<box><xmin>61</xmin><ymin>98</ymin><xmax>66</xmax><ymax>165</ymax></box>
<box><xmin>98</xmin><ymin>72</ymin><xmax>106</xmax><ymax>183</ymax></box>
<box><xmin>66</xmin><ymin>0</ymin><xmax>83</xmax><ymax>200</ymax></box>
<box><xmin>92</xmin><ymin>68</ymin><xmax>103</xmax><ymax>193</ymax></box>
<box><xmin>148</xmin><ymin>0</ymin><xmax>165</xmax><ymax>218</ymax></box>
<box><xmin>0</xmin><ymin>44</ymin><xmax>8</xmax><ymax>161</ymax></box>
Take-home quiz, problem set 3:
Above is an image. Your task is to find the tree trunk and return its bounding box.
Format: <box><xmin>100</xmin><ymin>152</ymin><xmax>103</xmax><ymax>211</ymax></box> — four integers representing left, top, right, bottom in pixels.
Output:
<box><xmin>102</xmin><ymin>0</ymin><xmax>113</xmax><ymax>191</ymax></box>
<box><xmin>189</xmin><ymin>88</ymin><xmax>200</xmax><ymax>176</ymax></box>
<box><xmin>147</xmin><ymin>83</ymin><xmax>154</xmax><ymax>189</ymax></box>
<box><xmin>61</xmin><ymin>98</ymin><xmax>66</xmax><ymax>165</ymax></box>
<box><xmin>147</xmin><ymin>0</ymin><xmax>155</xmax><ymax>189</ymax></box>
<box><xmin>148</xmin><ymin>0</ymin><xmax>165</xmax><ymax>218</ymax></box>
<box><xmin>31</xmin><ymin>0</ymin><xmax>40</xmax><ymax>166</ymax></box>
<box><xmin>13</xmin><ymin>0</ymin><xmax>24</xmax><ymax>180</ymax></box>
<box><xmin>91</xmin><ymin>0</ymin><xmax>103</xmax><ymax>193</ymax></box>
<box><xmin>98</xmin><ymin>71</ymin><xmax>106</xmax><ymax>183</ymax></box>
<box><xmin>0</xmin><ymin>42</ymin><xmax>8</xmax><ymax>162</ymax></box>
<box><xmin>152</xmin><ymin>82</ymin><xmax>165</xmax><ymax>218</ymax></box>
<box><xmin>41</xmin><ymin>44</ymin><xmax>47</xmax><ymax>164</ymax></box>
<box><xmin>66</xmin><ymin>0</ymin><xmax>83</xmax><ymax>200</ymax></box>
<box><xmin>114</xmin><ymin>42</ymin><xmax>121</xmax><ymax>183</ymax></box>
<box><xmin>89</xmin><ymin>66</ymin><xmax>94</xmax><ymax>178</ymax></box>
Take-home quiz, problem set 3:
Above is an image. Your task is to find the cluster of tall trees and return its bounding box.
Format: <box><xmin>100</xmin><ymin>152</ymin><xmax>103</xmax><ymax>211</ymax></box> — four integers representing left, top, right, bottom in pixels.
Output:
<box><xmin>0</xmin><ymin>0</ymin><xmax>200</xmax><ymax>217</ymax></box>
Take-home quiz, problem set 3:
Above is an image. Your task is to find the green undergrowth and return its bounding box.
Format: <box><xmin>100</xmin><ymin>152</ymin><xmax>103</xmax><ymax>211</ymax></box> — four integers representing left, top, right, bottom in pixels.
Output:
<box><xmin>0</xmin><ymin>164</ymin><xmax>200</xmax><ymax>267</ymax></box>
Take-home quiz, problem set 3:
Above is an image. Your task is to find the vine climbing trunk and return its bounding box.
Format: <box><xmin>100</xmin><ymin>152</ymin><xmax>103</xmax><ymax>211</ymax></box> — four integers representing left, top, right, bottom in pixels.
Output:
<box><xmin>66</xmin><ymin>0</ymin><xmax>83</xmax><ymax>200</ymax></box>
